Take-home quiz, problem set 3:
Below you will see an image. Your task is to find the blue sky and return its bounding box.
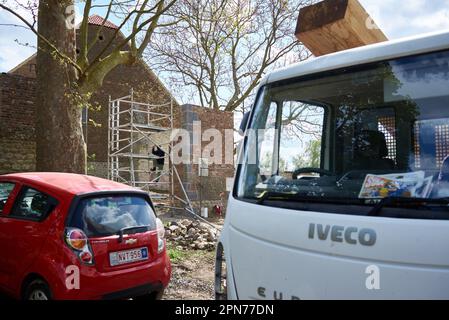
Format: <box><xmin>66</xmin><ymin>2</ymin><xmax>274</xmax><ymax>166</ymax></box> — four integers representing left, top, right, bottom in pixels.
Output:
<box><xmin>1</xmin><ymin>0</ymin><xmax>449</xmax><ymax>76</ymax></box>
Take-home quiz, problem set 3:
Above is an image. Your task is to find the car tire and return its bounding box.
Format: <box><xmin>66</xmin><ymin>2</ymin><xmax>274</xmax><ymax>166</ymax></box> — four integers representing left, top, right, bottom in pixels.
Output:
<box><xmin>24</xmin><ymin>279</ymin><xmax>52</xmax><ymax>300</ymax></box>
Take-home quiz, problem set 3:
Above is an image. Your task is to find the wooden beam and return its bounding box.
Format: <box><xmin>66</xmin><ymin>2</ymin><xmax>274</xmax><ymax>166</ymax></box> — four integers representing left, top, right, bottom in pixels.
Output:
<box><xmin>295</xmin><ymin>0</ymin><xmax>388</xmax><ymax>56</ymax></box>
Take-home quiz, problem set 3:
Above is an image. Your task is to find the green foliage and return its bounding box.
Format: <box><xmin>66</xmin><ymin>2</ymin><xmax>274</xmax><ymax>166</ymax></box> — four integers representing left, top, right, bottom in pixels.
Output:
<box><xmin>86</xmin><ymin>153</ymin><xmax>96</xmax><ymax>174</ymax></box>
<box><xmin>293</xmin><ymin>139</ymin><xmax>322</xmax><ymax>169</ymax></box>
<box><xmin>309</xmin><ymin>140</ymin><xmax>322</xmax><ymax>168</ymax></box>
<box><xmin>168</xmin><ymin>246</ymin><xmax>187</xmax><ymax>263</ymax></box>
<box><xmin>260</xmin><ymin>152</ymin><xmax>287</xmax><ymax>173</ymax></box>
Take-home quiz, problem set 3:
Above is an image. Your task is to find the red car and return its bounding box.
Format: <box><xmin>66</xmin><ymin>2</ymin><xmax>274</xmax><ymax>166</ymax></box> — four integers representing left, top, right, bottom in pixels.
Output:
<box><xmin>0</xmin><ymin>172</ymin><xmax>171</xmax><ymax>300</ymax></box>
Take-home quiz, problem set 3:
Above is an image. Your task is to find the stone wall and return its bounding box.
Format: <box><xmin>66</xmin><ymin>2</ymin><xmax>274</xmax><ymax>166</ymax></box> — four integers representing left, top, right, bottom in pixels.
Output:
<box><xmin>0</xmin><ymin>74</ymin><xmax>36</xmax><ymax>174</ymax></box>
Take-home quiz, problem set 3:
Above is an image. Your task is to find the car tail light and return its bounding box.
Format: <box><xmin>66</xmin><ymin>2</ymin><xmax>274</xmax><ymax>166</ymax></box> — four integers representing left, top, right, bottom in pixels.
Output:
<box><xmin>79</xmin><ymin>251</ymin><xmax>93</xmax><ymax>264</ymax></box>
<box><xmin>66</xmin><ymin>229</ymin><xmax>87</xmax><ymax>250</ymax></box>
<box><xmin>65</xmin><ymin>228</ymin><xmax>94</xmax><ymax>265</ymax></box>
<box><xmin>156</xmin><ymin>218</ymin><xmax>165</xmax><ymax>254</ymax></box>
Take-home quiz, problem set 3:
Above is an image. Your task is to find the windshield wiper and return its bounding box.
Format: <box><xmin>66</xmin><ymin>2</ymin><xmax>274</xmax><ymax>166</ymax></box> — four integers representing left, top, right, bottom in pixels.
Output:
<box><xmin>256</xmin><ymin>191</ymin><xmax>364</xmax><ymax>205</ymax></box>
<box><xmin>368</xmin><ymin>197</ymin><xmax>449</xmax><ymax>217</ymax></box>
<box><xmin>117</xmin><ymin>225</ymin><xmax>151</xmax><ymax>243</ymax></box>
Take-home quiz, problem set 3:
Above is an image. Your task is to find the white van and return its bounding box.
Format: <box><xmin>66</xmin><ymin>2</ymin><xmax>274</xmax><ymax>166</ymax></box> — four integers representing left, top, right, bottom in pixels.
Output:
<box><xmin>215</xmin><ymin>31</ymin><xmax>449</xmax><ymax>300</ymax></box>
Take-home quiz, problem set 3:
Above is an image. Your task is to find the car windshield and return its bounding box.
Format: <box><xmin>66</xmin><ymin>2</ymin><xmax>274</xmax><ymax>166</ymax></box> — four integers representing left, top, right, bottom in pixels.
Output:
<box><xmin>69</xmin><ymin>195</ymin><xmax>157</xmax><ymax>237</ymax></box>
<box><xmin>237</xmin><ymin>50</ymin><xmax>449</xmax><ymax>208</ymax></box>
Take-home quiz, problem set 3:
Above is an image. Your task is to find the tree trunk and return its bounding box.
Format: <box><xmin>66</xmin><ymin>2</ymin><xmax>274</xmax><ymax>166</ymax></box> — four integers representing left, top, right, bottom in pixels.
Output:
<box><xmin>36</xmin><ymin>0</ymin><xmax>87</xmax><ymax>173</ymax></box>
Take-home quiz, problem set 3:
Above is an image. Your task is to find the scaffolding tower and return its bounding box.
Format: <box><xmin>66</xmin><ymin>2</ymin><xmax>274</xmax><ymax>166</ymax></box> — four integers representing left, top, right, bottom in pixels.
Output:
<box><xmin>108</xmin><ymin>89</ymin><xmax>197</xmax><ymax>217</ymax></box>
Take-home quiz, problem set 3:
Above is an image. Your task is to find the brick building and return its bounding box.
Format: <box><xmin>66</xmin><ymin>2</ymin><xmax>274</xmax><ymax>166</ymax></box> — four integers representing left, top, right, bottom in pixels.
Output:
<box><xmin>0</xmin><ymin>15</ymin><xmax>234</xmax><ymax>208</ymax></box>
<box><xmin>176</xmin><ymin>105</ymin><xmax>235</xmax><ymax>208</ymax></box>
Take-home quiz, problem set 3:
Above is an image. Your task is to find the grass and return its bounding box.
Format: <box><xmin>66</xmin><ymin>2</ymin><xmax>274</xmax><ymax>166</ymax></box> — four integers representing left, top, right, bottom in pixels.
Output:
<box><xmin>167</xmin><ymin>242</ymin><xmax>216</xmax><ymax>263</ymax></box>
<box><xmin>167</xmin><ymin>245</ymin><xmax>187</xmax><ymax>263</ymax></box>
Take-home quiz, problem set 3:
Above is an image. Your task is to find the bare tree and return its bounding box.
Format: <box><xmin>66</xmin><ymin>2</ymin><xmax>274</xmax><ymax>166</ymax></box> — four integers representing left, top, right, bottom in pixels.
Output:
<box><xmin>0</xmin><ymin>0</ymin><xmax>176</xmax><ymax>173</ymax></box>
<box><xmin>146</xmin><ymin>0</ymin><xmax>313</xmax><ymax>112</ymax></box>
<box><xmin>282</xmin><ymin>102</ymin><xmax>323</xmax><ymax>139</ymax></box>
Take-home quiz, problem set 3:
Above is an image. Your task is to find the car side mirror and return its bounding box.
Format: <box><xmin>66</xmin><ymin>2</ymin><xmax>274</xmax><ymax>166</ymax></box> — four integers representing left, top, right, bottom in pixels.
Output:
<box><xmin>238</xmin><ymin>112</ymin><xmax>250</xmax><ymax>136</ymax></box>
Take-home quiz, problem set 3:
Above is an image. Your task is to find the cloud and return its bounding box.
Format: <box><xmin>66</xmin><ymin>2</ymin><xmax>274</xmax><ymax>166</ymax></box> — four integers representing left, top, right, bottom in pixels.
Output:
<box><xmin>0</xmin><ymin>10</ymin><xmax>36</xmax><ymax>72</ymax></box>
<box><xmin>1</xmin><ymin>2</ymin><xmax>449</xmax><ymax>72</ymax></box>
<box><xmin>360</xmin><ymin>0</ymin><xmax>449</xmax><ymax>39</ymax></box>
<box><xmin>0</xmin><ymin>3</ymin><xmax>95</xmax><ymax>72</ymax></box>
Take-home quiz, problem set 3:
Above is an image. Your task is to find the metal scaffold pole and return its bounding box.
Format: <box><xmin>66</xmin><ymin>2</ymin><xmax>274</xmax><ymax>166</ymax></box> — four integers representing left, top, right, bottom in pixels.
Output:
<box><xmin>108</xmin><ymin>89</ymin><xmax>201</xmax><ymax>221</ymax></box>
<box><xmin>107</xmin><ymin>95</ymin><xmax>111</xmax><ymax>180</ymax></box>
<box><xmin>170</xmin><ymin>98</ymin><xmax>175</xmax><ymax>209</ymax></box>
<box><xmin>130</xmin><ymin>88</ymin><xmax>135</xmax><ymax>187</ymax></box>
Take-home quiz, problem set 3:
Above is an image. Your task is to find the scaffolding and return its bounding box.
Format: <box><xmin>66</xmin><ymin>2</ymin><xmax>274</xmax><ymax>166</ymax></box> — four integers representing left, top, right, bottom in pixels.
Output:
<box><xmin>107</xmin><ymin>89</ymin><xmax>198</xmax><ymax>217</ymax></box>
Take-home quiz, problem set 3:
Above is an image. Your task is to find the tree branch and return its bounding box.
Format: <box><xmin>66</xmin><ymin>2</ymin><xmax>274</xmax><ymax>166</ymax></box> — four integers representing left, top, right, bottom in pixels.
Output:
<box><xmin>0</xmin><ymin>3</ymin><xmax>82</xmax><ymax>73</ymax></box>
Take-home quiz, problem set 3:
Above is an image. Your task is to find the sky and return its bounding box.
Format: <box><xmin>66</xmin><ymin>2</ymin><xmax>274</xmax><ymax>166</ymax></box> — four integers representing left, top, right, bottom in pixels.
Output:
<box><xmin>1</xmin><ymin>1</ymin><xmax>449</xmax><ymax>80</ymax></box>
<box><xmin>1</xmin><ymin>1</ymin><xmax>448</xmax><ymax>168</ymax></box>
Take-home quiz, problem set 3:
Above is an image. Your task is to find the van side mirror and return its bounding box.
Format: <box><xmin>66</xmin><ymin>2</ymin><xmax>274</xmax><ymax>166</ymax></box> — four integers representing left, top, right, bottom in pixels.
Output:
<box><xmin>238</xmin><ymin>112</ymin><xmax>250</xmax><ymax>136</ymax></box>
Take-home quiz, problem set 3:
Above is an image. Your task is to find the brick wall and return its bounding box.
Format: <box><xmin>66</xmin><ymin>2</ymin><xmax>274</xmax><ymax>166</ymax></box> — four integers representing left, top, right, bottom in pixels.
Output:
<box><xmin>2</xmin><ymin>23</ymin><xmax>235</xmax><ymax>205</ymax></box>
<box><xmin>0</xmin><ymin>73</ymin><xmax>36</xmax><ymax>174</ymax></box>
<box><xmin>83</xmin><ymin>25</ymin><xmax>178</xmax><ymax>173</ymax></box>
<box><xmin>0</xmin><ymin>74</ymin><xmax>235</xmax><ymax>204</ymax></box>
<box><xmin>5</xmin><ymin>24</ymin><xmax>177</xmax><ymax>178</ymax></box>
<box><xmin>9</xmin><ymin>57</ymin><xmax>36</xmax><ymax>78</ymax></box>
<box><xmin>175</xmin><ymin>105</ymin><xmax>234</xmax><ymax>203</ymax></box>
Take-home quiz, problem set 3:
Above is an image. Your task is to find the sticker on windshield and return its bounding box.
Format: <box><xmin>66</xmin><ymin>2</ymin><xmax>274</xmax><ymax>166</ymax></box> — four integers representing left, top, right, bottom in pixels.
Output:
<box><xmin>359</xmin><ymin>171</ymin><xmax>433</xmax><ymax>199</ymax></box>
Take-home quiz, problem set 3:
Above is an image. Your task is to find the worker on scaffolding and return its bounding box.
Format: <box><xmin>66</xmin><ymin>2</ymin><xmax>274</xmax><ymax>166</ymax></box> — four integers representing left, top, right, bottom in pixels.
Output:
<box><xmin>151</xmin><ymin>145</ymin><xmax>165</xmax><ymax>183</ymax></box>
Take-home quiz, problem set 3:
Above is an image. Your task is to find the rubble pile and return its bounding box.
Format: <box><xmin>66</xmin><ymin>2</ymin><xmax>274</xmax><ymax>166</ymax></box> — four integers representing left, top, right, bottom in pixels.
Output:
<box><xmin>164</xmin><ymin>219</ymin><xmax>218</xmax><ymax>251</ymax></box>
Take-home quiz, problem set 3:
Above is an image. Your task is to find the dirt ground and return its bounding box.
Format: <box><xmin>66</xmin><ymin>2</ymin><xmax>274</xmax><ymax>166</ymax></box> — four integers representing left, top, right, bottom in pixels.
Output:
<box><xmin>160</xmin><ymin>211</ymin><xmax>223</xmax><ymax>300</ymax></box>
<box><xmin>163</xmin><ymin>244</ymin><xmax>216</xmax><ymax>300</ymax></box>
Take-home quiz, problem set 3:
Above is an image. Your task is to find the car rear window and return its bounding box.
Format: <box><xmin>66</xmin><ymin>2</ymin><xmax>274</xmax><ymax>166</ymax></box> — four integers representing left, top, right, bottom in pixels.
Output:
<box><xmin>69</xmin><ymin>195</ymin><xmax>157</xmax><ymax>237</ymax></box>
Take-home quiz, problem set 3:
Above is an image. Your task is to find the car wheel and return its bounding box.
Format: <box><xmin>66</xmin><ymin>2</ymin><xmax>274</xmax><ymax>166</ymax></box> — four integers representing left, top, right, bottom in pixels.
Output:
<box><xmin>24</xmin><ymin>279</ymin><xmax>52</xmax><ymax>300</ymax></box>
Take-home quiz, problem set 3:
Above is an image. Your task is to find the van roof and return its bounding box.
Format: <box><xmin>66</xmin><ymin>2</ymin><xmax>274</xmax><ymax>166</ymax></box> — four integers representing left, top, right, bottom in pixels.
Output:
<box><xmin>1</xmin><ymin>172</ymin><xmax>140</xmax><ymax>196</ymax></box>
<box><xmin>264</xmin><ymin>30</ymin><xmax>449</xmax><ymax>85</ymax></box>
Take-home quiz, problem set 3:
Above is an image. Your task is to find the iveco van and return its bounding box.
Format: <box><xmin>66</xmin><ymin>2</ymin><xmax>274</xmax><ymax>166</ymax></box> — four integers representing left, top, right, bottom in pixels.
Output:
<box><xmin>216</xmin><ymin>31</ymin><xmax>449</xmax><ymax>300</ymax></box>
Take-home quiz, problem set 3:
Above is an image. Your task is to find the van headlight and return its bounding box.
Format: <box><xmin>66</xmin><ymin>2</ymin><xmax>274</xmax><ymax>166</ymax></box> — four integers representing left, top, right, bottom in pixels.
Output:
<box><xmin>215</xmin><ymin>243</ymin><xmax>227</xmax><ymax>300</ymax></box>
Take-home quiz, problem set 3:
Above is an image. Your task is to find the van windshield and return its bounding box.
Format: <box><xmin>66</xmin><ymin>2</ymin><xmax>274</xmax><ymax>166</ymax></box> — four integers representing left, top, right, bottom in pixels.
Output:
<box><xmin>69</xmin><ymin>195</ymin><xmax>157</xmax><ymax>237</ymax></box>
<box><xmin>237</xmin><ymin>50</ymin><xmax>449</xmax><ymax>208</ymax></box>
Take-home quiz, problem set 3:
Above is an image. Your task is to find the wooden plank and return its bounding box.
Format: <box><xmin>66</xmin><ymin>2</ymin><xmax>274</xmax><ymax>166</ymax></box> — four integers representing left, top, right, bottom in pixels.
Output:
<box><xmin>295</xmin><ymin>0</ymin><xmax>388</xmax><ymax>56</ymax></box>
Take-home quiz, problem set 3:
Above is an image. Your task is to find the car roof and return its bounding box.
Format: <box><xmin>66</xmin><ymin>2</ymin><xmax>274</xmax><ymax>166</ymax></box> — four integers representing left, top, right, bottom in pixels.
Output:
<box><xmin>1</xmin><ymin>172</ymin><xmax>141</xmax><ymax>196</ymax></box>
<box><xmin>263</xmin><ymin>30</ymin><xmax>449</xmax><ymax>85</ymax></box>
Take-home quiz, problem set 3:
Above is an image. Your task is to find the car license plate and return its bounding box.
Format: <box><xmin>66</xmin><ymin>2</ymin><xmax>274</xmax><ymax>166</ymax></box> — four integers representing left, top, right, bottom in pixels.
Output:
<box><xmin>109</xmin><ymin>247</ymin><xmax>148</xmax><ymax>266</ymax></box>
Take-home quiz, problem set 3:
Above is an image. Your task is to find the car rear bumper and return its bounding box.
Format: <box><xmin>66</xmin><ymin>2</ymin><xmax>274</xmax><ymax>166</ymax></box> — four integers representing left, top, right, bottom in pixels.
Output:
<box><xmin>54</xmin><ymin>253</ymin><xmax>171</xmax><ymax>300</ymax></box>
<box><xmin>102</xmin><ymin>282</ymin><xmax>164</xmax><ymax>300</ymax></box>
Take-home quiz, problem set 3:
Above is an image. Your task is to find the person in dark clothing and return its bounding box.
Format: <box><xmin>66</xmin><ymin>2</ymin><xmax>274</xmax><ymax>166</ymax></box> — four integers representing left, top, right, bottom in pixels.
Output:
<box><xmin>151</xmin><ymin>146</ymin><xmax>165</xmax><ymax>182</ymax></box>
<box><xmin>353</xmin><ymin>130</ymin><xmax>395</xmax><ymax>170</ymax></box>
